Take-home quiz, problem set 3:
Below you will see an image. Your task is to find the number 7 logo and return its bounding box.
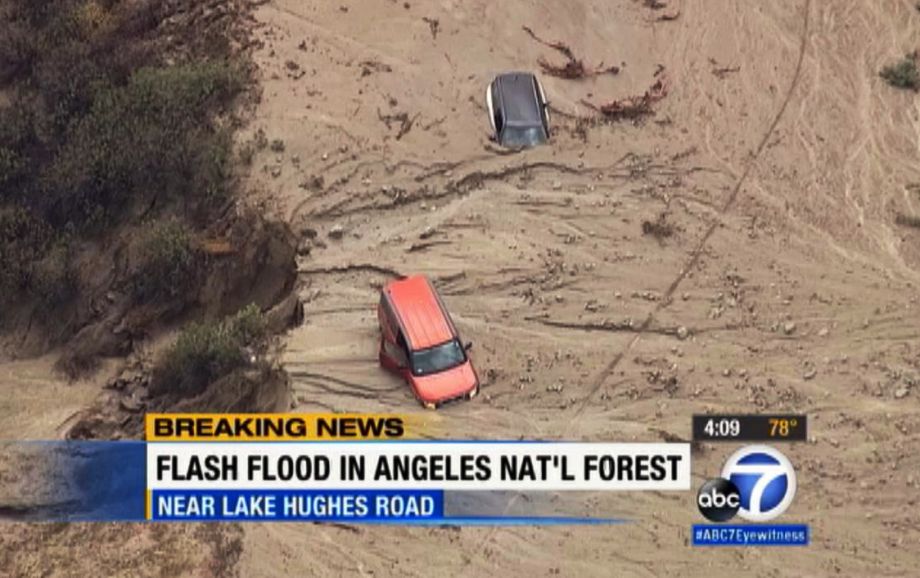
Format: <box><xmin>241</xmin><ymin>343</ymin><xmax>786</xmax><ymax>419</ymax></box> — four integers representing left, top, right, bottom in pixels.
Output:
<box><xmin>722</xmin><ymin>445</ymin><xmax>797</xmax><ymax>522</ymax></box>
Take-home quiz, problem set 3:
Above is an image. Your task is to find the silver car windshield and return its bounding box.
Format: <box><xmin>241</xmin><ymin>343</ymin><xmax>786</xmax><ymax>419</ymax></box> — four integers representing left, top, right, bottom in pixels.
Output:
<box><xmin>500</xmin><ymin>125</ymin><xmax>547</xmax><ymax>148</ymax></box>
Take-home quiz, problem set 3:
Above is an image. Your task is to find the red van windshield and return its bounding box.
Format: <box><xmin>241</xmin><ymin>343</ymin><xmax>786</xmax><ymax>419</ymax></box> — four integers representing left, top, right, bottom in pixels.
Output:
<box><xmin>410</xmin><ymin>340</ymin><xmax>466</xmax><ymax>376</ymax></box>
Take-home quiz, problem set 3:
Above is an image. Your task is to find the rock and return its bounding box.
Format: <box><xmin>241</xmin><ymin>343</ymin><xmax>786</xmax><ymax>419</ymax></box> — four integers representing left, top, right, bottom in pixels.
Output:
<box><xmin>301</xmin><ymin>175</ymin><xmax>325</xmax><ymax>191</ymax></box>
<box><xmin>803</xmin><ymin>367</ymin><xmax>817</xmax><ymax>380</ymax></box>
<box><xmin>552</xmin><ymin>180</ymin><xmax>562</xmax><ymax>190</ymax></box>
<box><xmin>818</xmin><ymin>327</ymin><xmax>829</xmax><ymax>337</ymax></box>
<box><xmin>895</xmin><ymin>387</ymin><xmax>910</xmax><ymax>399</ymax></box>
<box><xmin>328</xmin><ymin>224</ymin><xmax>345</xmax><ymax>239</ymax></box>
<box><xmin>676</xmin><ymin>326</ymin><xmax>689</xmax><ymax>340</ymax></box>
<box><xmin>265</xmin><ymin>292</ymin><xmax>305</xmax><ymax>333</ymax></box>
<box><xmin>420</xmin><ymin>226</ymin><xmax>437</xmax><ymax>239</ymax></box>
<box><xmin>783</xmin><ymin>321</ymin><xmax>797</xmax><ymax>335</ymax></box>
<box><xmin>119</xmin><ymin>395</ymin><xmax>144</xmax><ymax>413</ymax></box>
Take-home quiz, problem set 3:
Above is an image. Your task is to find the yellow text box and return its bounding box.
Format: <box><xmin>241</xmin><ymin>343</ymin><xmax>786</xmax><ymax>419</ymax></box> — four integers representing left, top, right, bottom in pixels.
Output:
<box><xmin>145</xmin><ymin>413</ymin><xmax>421</xmax><ymax>442</ymax></box>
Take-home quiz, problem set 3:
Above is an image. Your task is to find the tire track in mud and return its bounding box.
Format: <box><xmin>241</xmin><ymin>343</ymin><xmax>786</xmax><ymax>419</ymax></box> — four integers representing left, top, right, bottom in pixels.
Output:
<box><xmin>566</xmin><ymin>0</ymin><xmax>813</xmax><ymax>431</ymax></box>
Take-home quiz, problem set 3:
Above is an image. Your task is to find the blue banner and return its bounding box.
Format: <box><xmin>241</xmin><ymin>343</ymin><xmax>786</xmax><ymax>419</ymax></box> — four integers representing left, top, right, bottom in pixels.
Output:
<box><xmin>692</xmin><ymin>524</ymin><xmax>809</xmax><ymax>546</ymax></box>
<box><xmin>0</xmin><ymin>441</ymin><xmax>145</xmax><ymax>522</ymax></box>
<box><xmin>0</xmin><ymin>441</ymin><xmax>630</xmax><ymax>525</ymax></box>
<box><xmin>150</xmin><ymin>489</ymin><xmax>444</xmax><ymax>521</ymax></box>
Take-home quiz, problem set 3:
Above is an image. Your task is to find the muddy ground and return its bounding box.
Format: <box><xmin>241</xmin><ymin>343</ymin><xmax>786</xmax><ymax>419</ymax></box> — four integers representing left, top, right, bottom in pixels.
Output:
<box><xmin>239</xmin><ymin>0</ymin><xmax>920</xmax><ymax>576</ymax></box>
<box><xmin>3</xmin><ymin>0</ymin><xmax>920</xmax><ymax>576</ymax></box>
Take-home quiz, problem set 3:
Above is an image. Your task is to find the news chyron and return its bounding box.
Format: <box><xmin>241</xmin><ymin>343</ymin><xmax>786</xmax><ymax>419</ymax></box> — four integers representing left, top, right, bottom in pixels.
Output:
<box><xmin>146</xmin><ymin>413</ymin><xmax>691</xmax><ymax>524</ymax></box>
<box><xmin>692</xmin><ymin>414</ymin><xmax>810</xmax><ymax>547</ymax></box>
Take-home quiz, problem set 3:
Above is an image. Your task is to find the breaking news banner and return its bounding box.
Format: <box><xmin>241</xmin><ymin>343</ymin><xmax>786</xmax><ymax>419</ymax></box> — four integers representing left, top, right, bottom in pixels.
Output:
<box><xmin>0</xmin><ymin>413</ymin><xmax>691</xmax><ymax>525</ymax></box>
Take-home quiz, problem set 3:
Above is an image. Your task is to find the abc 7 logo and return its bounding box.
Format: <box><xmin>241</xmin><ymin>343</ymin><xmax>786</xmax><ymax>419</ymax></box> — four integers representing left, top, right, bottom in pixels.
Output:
<box><xmin>697</xmin><ymin>445</ymin><xmax>797</xmax><ymax>523</ymax></box>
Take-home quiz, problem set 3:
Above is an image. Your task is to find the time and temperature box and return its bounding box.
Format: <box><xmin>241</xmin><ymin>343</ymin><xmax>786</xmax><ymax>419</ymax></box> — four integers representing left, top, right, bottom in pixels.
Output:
<box><xmin>692</xmin><ymin>414</ymin><xmax>807</xmax><ymax>442</ymax></box>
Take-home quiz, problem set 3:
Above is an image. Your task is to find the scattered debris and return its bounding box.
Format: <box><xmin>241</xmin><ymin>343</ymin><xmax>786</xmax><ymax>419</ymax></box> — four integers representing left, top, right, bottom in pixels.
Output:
<box><xmin>583</xmin><ymin>70</ymin><xmax>670</xmax><ymax>121</ymax></box>
<box><xmin>377</xmin><ymin>109</ymin><xmax>420</xmax><ymax>140</ymax></box>
<box><xmin>328</xmin><ymin>224</ymin><xmax>346</xmax><ymax>239</ymax></box>
<box><xmin>880</xmin><ymin>51</ymin><xmax>920</xmax><ymax>91</ymax></box>
<box><xmin>359</xmin><ymin>59</ymin><xmax>393</xmax><ymax>77</ymax></box>
<box><xmin>284</xmin><ymin>60</ymin><xmax>305</xmax><ymax>79</ymax></box>
<box><xmin>301</xmin><ymin>174</ymin><xmax>325</xmax><ymax>191</ymax></box>
<box><xmin>522</xmin><ymin>25</ymin><xmax>620</xmax><ymax>79</ymax></box>
<box><xmin>639</xmin><ymin>0</ymin><xmax>680</xmax><ymax>21</ymax></box>
<box><xmin>641</xmin><ymin>212</ymin><xmax>675</xmax><ymax>239</ymax></box>
<box><xmin>408</xmin><ymin>240</ymin><xmax>450</xmax><ymax>253</ymax></box>
<box><xmin>710</xmin><ymin>58</ymin><xmax>741</xmax><ymax>79</ymax></box>
<box><xmin>895</xmin><ymin>213</ymin><xmax>920</xmax><ymax>229</ymax></box>
<box><xmin>422</xmin><ymin>17</ymin><xmax>440</xmax><ymax>39</ymax></box>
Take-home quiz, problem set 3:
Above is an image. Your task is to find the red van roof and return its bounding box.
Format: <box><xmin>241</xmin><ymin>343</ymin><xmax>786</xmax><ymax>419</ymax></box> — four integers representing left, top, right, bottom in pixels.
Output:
<box><xmin>384</xmin><ymin>275</ymin><xmax>455</xmax><ymax>350</ymax></box>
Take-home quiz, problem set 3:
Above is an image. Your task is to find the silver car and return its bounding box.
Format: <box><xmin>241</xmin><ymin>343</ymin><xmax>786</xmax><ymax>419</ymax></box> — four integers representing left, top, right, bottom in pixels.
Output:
<box><xmin>485</xmin><ymin>72</ymin><xmax>550</xmax><ymax>149</ymax></box>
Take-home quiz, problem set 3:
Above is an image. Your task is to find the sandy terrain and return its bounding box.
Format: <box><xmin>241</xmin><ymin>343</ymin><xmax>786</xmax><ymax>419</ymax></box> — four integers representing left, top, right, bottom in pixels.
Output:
<box><xmin>238</xmin><ymin>0</ymin><xmax>920</xmax><ymax>576</ymax></box>
<box><xmin>2</xmin><ymin>0</ymin><xmax>920</xmax><ymax>576</ymax></box>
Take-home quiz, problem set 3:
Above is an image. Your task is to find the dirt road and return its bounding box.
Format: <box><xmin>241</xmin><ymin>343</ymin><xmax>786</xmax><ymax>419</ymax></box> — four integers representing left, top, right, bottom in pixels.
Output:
<box><xmin>232</xmin><ymin>0</ymin><xmax>920</xmax><ymax>576</ymax></box>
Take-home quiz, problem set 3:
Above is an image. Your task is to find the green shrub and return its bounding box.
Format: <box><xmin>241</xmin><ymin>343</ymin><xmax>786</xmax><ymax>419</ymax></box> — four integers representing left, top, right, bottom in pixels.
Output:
<box><xmin>131</xmin><ymin>220</ymin><xmax>197</xmax><ymax>302</ymax></box>
<box><xmin>0</xmin><ymin>207</ymin><xmax>51</xmax><ymax>297</ymax></box>
<box><xmin>31</xmin><ymin>239</ymin><xmax>75</xmax><ymax>307</ymax></box>
<box><xmin>0</xmin><ymin>1</ymin><xmax>248</xmax><ymax>229</ymax></box>
<box><xmin>37</xmin><ymin>61</ymin><xmax>245</xmax><ymax>228</ymax></box>
<box><xmin>0</xmin><ymin>0</ymin><xmax>257</xmax><ymax>339</ymax></box>
<box><xmin>881</xmin><ymin>54</ymin><xmax>920</xmax><ymax>90</ymax></box>
<box><xmin>150</xmin><ymin>304</ymin><xmax>268</xmax><ymax>397</ymax></box>
<box><xmin>0</xmin><ymin>104</ymin><xmax>35</xmax><ymax>193</ymax></box>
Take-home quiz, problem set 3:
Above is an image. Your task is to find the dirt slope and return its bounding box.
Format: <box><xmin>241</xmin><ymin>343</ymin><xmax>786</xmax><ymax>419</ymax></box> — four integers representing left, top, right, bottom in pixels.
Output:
<box><xmin>234</xmin><ymin>0</ymin><xmax>920</xmax><ymax>576</ymax></box>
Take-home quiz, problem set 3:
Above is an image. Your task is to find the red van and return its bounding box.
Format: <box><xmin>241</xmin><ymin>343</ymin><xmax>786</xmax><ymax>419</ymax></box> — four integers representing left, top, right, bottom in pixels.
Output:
<box><xmin>377</xmin><ymin>275</ymin><xmax>479</xmax><ymax>408</ymax></box>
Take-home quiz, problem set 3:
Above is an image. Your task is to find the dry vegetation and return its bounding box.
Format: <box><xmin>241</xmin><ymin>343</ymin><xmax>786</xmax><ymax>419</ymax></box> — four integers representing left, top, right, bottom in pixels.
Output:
<box><xmin>880</xmin><ymin>52</ymin><xmax>920</xmax><ymax>90</ymax></box>
<box><xmin>522</xmin><ymin>25</ymin><xmax>621</xmax><ymax>79</ymax></box>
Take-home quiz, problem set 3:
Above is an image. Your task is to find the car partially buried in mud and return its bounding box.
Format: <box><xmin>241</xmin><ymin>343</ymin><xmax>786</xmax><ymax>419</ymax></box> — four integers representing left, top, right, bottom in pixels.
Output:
<box><xmin>377</xmin><ymin>275</ymin><xmax>479</xmax><ymax>409</ymax></box>
<box><xmin>486</xmin><ymin>71</ymin><xmax>551</xmax><ymax>149</ymax></box>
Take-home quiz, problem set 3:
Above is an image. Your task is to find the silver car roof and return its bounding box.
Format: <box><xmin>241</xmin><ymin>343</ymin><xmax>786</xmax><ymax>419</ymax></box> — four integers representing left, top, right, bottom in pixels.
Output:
<box><xmin>495</xmin><ymin>73</ymin><xmax>542</xmax><ymax>126</ymax></box>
